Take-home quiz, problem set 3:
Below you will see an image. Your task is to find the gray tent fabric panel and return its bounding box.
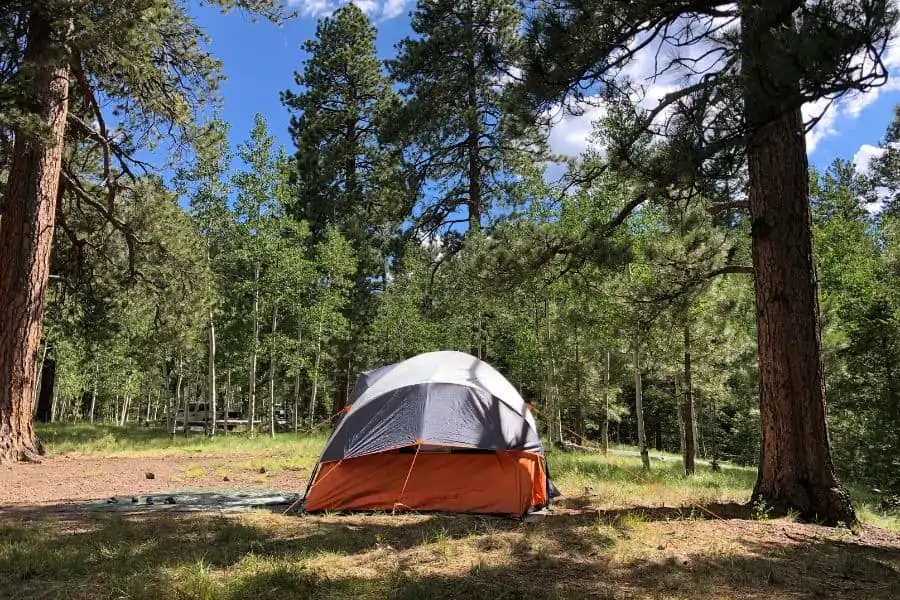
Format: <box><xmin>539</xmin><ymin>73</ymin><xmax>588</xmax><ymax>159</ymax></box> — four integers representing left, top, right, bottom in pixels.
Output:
<box><xmin>320</xmin><ymin>382</ymin><xmax>542</xmax><ymax>462</ymax></box>
<box><xmin>322</xmin><ymin>384</ymin><xmax>428</xmax><ymax>462</ymax></box>
<box><xmin>347</xmin><ymin>362</ymin><xmax>395</xmax><ymax>405</ymax></box>
<box><xmin>420</xmin><ymin>384</ymin><xmax>542</xmax><ymax>453</ymax></box>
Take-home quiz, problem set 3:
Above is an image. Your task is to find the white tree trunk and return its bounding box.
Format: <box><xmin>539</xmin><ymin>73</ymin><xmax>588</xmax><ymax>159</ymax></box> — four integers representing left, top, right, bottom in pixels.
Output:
<box><xmin>248</xmin><ymin>262</ymin><xmax>260</xmax><ymax>436</ymax></box>
<box><xmin>602</xmin><ymin>349</ymin><xmax>610</xmax><ymax>455</ymax></box>
<box><xmin>308</xmin><ymin>304</ymin><xmax>326</xmax><ymax>425</ymax></box>
<box><xmin>633</xmin><ymin>344</ymin><xmax>650</xmax><ymax>471</ymax></box>
<box><xmin>268</xmin><ymin>302</ymin><xmax>278</xmax><ymax>438</ymax></box>
<box><xmin>224</xmin><ymin>370</ymin><xmax>231</xmax><ymax>435</ymax></box>
<box><xmin>89</xmin><ymin>360</ymin><xmax>98</xmax><ymax>424</ymax></box>
<box><xmin>208</xmin><ymin>312</ymin><xmax>217</xmax><ymax>436</ymax></box>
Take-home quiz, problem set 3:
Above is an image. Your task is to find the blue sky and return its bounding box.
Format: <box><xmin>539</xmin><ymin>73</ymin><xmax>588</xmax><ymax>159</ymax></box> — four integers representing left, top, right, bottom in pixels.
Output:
<box><xmin>189</xmin><ymin>0</ymin><xmax>900</xmax><ymax>187</ymax></box>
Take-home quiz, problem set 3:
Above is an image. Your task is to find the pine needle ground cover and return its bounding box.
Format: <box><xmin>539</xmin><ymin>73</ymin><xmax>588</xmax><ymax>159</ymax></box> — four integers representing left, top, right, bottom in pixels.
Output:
<box><xmin>0</xmin><ymin>425</ymin><xmax>898</xmax><ymax>600</ymax></box>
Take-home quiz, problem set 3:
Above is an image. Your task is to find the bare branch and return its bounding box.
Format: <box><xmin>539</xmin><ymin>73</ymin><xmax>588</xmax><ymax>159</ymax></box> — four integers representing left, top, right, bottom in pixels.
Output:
<box><xmin>707</xmin><ymin>200</ymin><xmax>749</xmax><ymax>213</ymax></box>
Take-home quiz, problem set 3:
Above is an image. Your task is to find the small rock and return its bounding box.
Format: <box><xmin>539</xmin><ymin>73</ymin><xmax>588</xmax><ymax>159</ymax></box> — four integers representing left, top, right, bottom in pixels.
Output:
<box><xmin>146</xmin><ymin>497</ymin><xmax>154</xmax><ymax>505</ymax></box>
<box><xmin>258</xmin><ymin>466</ymin><xmax>267</xmax><ymax>474</ymax></box>
<box><xmin>145</xmin><ymin>472</ymin><xmax>155</xmax><ymax>480</ymax></box>
<box><xmin>163</xmin><ymin>496</ymin><xmax>176</xmax><ymax>505</ymax></box>
<box><xmin>131</xmin><ymin>496</ymin><xmax>139</xmax><ymax>503</ymax></box>
<box><xmin>106</xmin><ymin>497</ymin><xmax>117</xmax><ymax>504</ymax></box>
<box><xmin>223</xmin><ymin>476</ymin><xmax>230</xmax><ymax>482</ymax></box>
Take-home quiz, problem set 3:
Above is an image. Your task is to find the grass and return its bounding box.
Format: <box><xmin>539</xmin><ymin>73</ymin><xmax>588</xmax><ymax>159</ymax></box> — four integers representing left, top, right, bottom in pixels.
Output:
<box><xmin>3</xmin><ymin>423</ymin><xmax>898</xmax><ymax>599</ymax></box>
<box><xmin>36</xmin><ymin>422</ymin><xmax>328</xmax><ymax>461</ymax></box>
<box><xmin>2</xmin><ymin>506</ymin><xmax>899</xmax><ymax>599</ymax></box>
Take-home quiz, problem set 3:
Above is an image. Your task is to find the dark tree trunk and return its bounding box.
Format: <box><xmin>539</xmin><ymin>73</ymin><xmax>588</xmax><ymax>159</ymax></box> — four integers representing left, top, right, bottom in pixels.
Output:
<box><xmin>35</xmin><ymin>356</ymin><xmax>56</xmax><ymax>423</ymax></box>
<box><xmin>742</xmin><ymin>0</ymin><xmax>855</xmax><ymax>525</ymax></box>
<box><xmin>0</xmin><ymin>10</ymin><xmax>71</xmax><ymax>463</ymax></box>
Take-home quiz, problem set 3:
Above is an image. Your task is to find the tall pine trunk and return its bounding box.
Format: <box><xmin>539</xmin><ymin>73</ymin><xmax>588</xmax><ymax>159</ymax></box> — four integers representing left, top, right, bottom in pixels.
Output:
<box><xmin>742</xmin><ymin>0</ymin><xmax>854</xmax><ymax>525</ymax></box>
<box><xmin>0</xmin><ymin>10</ymin><xmax>71</xmax><ymax>463</ymax></box>
<box><xmin>633</xmin><ymin>344</ymin><xmax>650</xmax><ymax>471</ymax></box>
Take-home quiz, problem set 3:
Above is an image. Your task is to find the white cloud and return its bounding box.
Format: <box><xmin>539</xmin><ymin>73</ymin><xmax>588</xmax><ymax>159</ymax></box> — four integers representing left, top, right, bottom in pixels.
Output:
<box><xmin>853</xmin><ymin>143</ymin><xmax>885</xmax><ymax>174</ymax></box>
<box><xmin>852</xmin><ymin>144</ymin><xmax>889</xmax><ymax>214</ymax></box>
<box><xmin>382</xmin><ymin>0</ymin><xmax>409</xmax><ymax>19</ymax></box>
<box><xmin>545</xmin><ymin>98</ymin><xmax>608</xmax><ymax>158</ymax></box>
<box><xmin>289</xmin><ymin>0</ymin><xmax>410</xmax><ymax>20</ymax></box>
<box><xmin>803</xmin><ymin>98</ymin><xmax>840</xmax><ymax>153</ymax></box>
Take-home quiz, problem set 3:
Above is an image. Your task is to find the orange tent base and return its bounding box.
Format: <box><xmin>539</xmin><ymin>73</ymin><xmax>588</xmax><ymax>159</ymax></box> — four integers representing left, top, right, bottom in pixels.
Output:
<box><xmin>303</xmin><ymin>449</ymin><xmax>549</xmax><ymax>517</ymax></box>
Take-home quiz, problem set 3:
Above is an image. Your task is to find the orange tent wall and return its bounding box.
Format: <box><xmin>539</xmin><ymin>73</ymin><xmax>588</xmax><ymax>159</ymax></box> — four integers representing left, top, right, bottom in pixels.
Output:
<box><xmin>304</xmin><ymin>449</ymin><xmax>549</xmax><ymax>516</ymax></box>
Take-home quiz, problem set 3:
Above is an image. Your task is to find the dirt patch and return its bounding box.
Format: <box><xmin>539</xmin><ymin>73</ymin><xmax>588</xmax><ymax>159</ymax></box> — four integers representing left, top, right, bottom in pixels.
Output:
<box><xmin>0</xmin><ymin>454</ymin><xmax>308</xmax><ymax>510</ymax></box>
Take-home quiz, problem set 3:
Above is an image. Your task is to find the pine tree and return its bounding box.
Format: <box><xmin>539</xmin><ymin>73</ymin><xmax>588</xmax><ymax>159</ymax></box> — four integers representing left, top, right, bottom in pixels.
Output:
<box><xmin>388</xmin><ymin>0</ymin><xmax>546</xmax><ymax>235</ymax></box>
<box><xmin>515</xmin><ymin>0</ymin><xmax>897</xmax><ymax>526</ymax></box>
<box><xmin>281</xmin><ymin>4</ymin><xmax>404</xmax><ymax>418</ymax></box>
<box><xmin>0</xmin><ymin>0</ymin><xmax>287</xmax><ymax>461</ymax></box>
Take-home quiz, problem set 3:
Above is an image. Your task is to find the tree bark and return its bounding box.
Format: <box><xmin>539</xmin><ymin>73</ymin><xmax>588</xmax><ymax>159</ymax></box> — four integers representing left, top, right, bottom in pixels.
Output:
<box><xmin>633</xmin><ymin>344</ymin><xmax>650</xmax><ymax>471</ymax></box>
<box><xmin>0</xmin><ymin>10</ymin><xmax>72</xmax><ymax>463</ymax></box>
<box><xmin>683</xmin><ymin>320</ymin><xmax>696</xmax><ymax>476</ymax></box>
<box><xmin>742</xmin><ymin>0</ymin><xmax>855</xmax><ymax>525</ymax></box>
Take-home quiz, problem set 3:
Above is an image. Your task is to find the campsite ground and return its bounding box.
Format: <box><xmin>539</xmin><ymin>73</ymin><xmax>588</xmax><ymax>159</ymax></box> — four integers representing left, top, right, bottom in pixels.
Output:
<box><xmin>1</xmin><ymin>425</ymin><xmax>899</xmax><ymax>600</ymax></box>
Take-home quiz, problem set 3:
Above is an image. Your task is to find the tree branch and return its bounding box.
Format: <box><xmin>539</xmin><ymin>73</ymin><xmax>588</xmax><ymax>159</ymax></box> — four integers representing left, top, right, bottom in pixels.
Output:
<box><xmin>707</xmin><ymin>200</ymin><xmax>749</xmax><ymax>214</ymax></box>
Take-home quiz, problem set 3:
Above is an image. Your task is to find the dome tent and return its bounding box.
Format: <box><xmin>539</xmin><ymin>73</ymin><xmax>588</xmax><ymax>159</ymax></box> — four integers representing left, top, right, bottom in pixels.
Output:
<box><xmin>299</xmin><ymin>350</ymin><xmax>559</xmax><ymax>517</ymax></box>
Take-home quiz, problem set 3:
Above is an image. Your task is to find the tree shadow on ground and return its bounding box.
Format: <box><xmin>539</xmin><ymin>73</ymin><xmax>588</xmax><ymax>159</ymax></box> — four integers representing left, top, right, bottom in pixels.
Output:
<box><xmin>1</xmin><ymin>502</ymin><xmax>899</xmax><ymax>600</ymax></box>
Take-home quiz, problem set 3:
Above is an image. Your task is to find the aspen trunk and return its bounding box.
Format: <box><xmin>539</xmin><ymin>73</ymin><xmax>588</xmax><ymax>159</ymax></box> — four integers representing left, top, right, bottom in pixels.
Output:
<box><xmin>178</xmin><ymin>355</ymin><xmax>187</xmax><ymax>438</ymax></box>
<box><xmin>268</xmin><ymin>303</ymin><xmax>278</xmax><ymax>438</ymax></box>
<box><xmin>676</xmin><ymin>377</ymin><xmax>685</xmax><ymax>456</ymax></box>
<box><xmin>208</xmin><ymin>312</ymin><xmax>217</xmax><ymax>436</ymax></box>
<box><xmin>293</xmin><ymin>313</ymin><xmax>304</xmax><ymax>433</ymax></box>
<box><xmin>248</xmin><ymin>262</ymin><xmax>260</xmax><ymax>435</ymax></box>
<box><xmin>0</xmin><ymin>10</ymin><xmax>72</xmax><ymax>462</ymax></box>
<box><xmin>224</xmin><ymin>370</ymin><xmax>231</xmax><ymax>435</ymax></box>
<box><xmin>683</xmin><ymin>321</ymin><xmax>696</xmax><ymax>476</ymax></box>
<box><xmin>89</xmin><ymin>361</ymin><xmax>98</xmax><ymax>424</ymax></box>
<box><xmin>633</xmin><ymin>344</ymin><xmax>650</xmax><ymax>471</ymax></box>
<box><xmin>741</xmin><ymin>0</ymin><xmax>855</xmax><ymax>525</ymax></box>
<box><xmin>309</xmin><ymin>302</ymin><xmax>326</xmax><ymax>426</ymax></box>
<box><xmin>601</xmin><ymin>350</ymin><xmax>610</xmax><ymax>455</ymax></box>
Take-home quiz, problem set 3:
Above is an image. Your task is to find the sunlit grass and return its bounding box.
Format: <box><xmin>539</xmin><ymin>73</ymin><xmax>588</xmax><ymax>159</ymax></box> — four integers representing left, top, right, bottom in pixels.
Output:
<box><xmin>31</xmin><ymin>422</ymin><xmax>900</xmax><ymax>534</ymax></box>
<box><xmin>36</xmin><ymin>422</ymin><xmax>328</xmax><ymax>460</ymax></box>
<box><xmin>547</xmin><ymin>449</ymin><xmax>756</xmax><ymax>509</ymax></box>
